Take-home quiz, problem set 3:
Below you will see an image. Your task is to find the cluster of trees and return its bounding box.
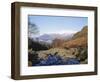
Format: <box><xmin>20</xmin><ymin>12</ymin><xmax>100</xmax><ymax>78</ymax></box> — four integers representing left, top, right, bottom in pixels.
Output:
<box><xmin>28</xmin><ymin>38</ymin><xmax>50</xmax><ymax>51</ymax></box>
<box><xmin>52</xmin><ymin>39</ymin><xmax>65</xmax><ymax>48</ymax></box>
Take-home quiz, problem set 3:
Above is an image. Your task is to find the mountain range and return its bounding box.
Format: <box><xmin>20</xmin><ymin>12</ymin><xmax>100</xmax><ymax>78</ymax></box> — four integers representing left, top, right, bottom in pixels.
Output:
<box><xmin>33</xmin><ymin>33</ymin><xmax>74</xmax><ymax>44</ymax></box>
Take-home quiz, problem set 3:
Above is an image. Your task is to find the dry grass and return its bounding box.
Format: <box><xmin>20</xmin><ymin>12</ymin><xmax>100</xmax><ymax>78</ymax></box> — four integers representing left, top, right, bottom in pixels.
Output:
<box><xmin>62</xmin><ymin>36</ymin><xmax>87</xmax><ymax>48</ymax></box>
<box><xmin>37</xmin><ymin>48</ymin><xmax>78</xmax><ymax>60</ymax></box>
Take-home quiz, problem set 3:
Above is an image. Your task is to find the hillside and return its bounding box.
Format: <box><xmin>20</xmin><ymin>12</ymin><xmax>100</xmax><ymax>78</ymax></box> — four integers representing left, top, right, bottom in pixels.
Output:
<box><xmin>72</xmin><ymin>26</ymin><xmax>88</xmax><ymax>39</ymax></box>
<box><xmin>62</xmin><ymin>26</ymin><xmax>88</xmax><ymax>48</ymax></box>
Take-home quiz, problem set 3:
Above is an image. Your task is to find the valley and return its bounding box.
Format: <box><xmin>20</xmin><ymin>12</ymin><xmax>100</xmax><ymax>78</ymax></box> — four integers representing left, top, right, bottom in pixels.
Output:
<box><xmin>28</xmin><ymin>26</ymin><xmax>88</xmax><ymax>66</ymax></box>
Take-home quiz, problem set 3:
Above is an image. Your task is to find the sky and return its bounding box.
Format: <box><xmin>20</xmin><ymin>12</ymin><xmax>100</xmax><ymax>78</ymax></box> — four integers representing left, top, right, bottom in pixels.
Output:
<box><xmin>28</xmin><ymin>15</ymin><xmax>88</xmax><ymax>36</ymax></box>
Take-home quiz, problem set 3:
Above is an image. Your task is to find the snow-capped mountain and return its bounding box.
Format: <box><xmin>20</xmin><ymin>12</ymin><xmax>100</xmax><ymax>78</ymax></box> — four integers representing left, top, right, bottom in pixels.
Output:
<box><xmin>32</xmin><ymin>33</ymin><xmax>74</xmax><ymax>44</ymax></box>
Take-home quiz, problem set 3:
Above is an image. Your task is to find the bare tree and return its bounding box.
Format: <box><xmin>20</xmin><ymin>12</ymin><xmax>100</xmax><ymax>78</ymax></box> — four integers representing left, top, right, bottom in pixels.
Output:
<box><xmin>28</xmin><ymin>18</ymin><xmax>39</xmax><ymax>38</ymax></box>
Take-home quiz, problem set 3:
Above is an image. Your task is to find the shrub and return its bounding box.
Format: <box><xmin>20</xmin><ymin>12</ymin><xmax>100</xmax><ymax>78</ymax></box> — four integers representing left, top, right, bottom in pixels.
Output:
<box><xmin>28</xmin><ymin>52</ymin><xmax>39</xmax><ymax>65</ymax></box>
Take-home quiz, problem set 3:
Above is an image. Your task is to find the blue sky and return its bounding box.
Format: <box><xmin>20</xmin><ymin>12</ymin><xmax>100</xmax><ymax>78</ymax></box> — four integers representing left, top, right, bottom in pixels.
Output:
<box><xmin>28</xmin><ymin>15</ymin><xmax>88</xmax><ymax>35</ymax></box>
